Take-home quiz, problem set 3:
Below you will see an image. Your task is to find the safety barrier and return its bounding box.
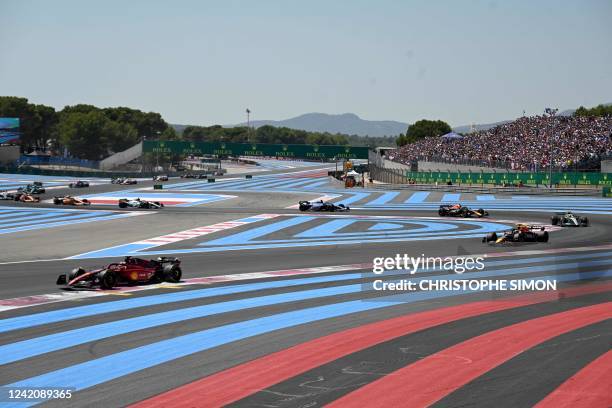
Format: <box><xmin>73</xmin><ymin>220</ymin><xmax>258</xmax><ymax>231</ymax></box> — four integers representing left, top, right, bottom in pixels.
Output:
<box><xmin>405</xmin><ymin>171</ymin><xmax>611</xmax><ymax>187</ymax></box>
<box><xmin>0</xmin><ymin>165</ymin><xmax>175</xmax><ymax>179</ymax></box>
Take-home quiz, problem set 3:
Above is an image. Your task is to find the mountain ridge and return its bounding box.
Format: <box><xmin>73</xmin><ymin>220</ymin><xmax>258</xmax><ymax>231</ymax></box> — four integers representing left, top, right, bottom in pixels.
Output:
<box><xmin>171</xmin><ymin>103</ymin><xmax>611</xmax><ymax>137</ymax></box>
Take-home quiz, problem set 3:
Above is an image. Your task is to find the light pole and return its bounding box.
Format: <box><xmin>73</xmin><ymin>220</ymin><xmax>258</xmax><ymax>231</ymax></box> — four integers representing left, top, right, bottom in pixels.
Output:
<box><xmin>545</xmin><ymin>108</ymin><xmax>558</xmax><ymax>188</ymax></box>
<box><xmin>246</xmin><ymin>108</ymin><xmax>251</xmax><ymax>143</ymax></box>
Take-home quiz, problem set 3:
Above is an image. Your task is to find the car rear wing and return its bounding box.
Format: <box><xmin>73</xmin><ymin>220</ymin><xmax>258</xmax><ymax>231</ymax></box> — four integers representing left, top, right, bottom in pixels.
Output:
<box><xmin>157</xmin><ymin>256</ymin><xmax>179</xmax><ymax>263</ymax></box>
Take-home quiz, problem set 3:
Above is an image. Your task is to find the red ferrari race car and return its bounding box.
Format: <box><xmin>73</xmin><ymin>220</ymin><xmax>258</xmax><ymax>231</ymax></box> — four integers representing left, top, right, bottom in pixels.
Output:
<box><xmin>56</xmin><ymin>256</ymin><xmax>182</xmax><ymax>289</ymax></box>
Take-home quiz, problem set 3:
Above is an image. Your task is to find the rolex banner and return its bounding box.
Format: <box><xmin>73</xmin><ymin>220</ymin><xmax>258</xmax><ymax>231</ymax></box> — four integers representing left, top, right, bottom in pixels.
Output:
<box><xmin>143</xmin><ymin>141</ymin><xmax>369</xmax><ymax>160</ymax></box>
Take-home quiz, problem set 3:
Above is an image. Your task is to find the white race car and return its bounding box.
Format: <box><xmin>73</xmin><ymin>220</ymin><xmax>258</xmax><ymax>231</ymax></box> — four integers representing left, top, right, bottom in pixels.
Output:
<box><xmin>118</xmin><ymin>198</ymin><xmax>164</xmax><ymax>209</ymax></box>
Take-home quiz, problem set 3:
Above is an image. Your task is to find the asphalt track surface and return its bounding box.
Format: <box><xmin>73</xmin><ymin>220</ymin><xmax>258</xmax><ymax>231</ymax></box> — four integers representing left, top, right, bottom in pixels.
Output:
<box><xmin>0</xmin><ymin>164</ymin><xmax>610</xmax><ymax>408</ymax></box>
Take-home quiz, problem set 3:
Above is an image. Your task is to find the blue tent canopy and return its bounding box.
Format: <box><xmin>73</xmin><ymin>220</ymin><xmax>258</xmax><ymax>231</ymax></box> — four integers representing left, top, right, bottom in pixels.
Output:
<box><xmin>441</xmin><ymin>132</ymin><xmax>464</xmax><ymax>139</ymax></box>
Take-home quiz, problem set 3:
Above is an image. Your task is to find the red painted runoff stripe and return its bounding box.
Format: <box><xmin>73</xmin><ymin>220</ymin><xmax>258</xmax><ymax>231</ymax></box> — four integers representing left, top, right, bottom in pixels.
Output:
<box><xmin>328</xmin><ymin>302</ymin><xmax>612</xmax><ymax>408</ymax></box>
<box><xmin>130</xmin><ymin>283</ymin><xmax>612</xmax><ymax>408</ymax></box>
<box><xmin>534</xmin><ymin>350</ymin><xmax>612</xmax><ymax>408</ymax></box>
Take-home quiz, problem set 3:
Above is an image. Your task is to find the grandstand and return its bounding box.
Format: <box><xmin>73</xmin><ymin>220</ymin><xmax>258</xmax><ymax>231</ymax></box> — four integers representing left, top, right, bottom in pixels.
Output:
<box><xmin>390</xmin><ymin>114</ymin><xmax>612</xmax><ymax>172</ymax></box>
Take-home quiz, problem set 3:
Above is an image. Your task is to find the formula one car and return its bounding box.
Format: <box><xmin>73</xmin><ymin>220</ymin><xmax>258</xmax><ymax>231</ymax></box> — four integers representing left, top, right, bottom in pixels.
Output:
<box><xmin>551</xmin><ymin>211</ymin><xmax>589</xmax><ymax>227</ymax></box>
<box><xmin>111</xmin><ymin>177</ymin><xmax>138</xmax><ymax>185</ymax></box>
<box><xmin>299</xmin><ymin>200</ymin><xmax>350</xmax><ymax>212</ymax></box>
<box><xmin>56</xmin><ymin>256</ymin><xmax>182</xmax><ymax>289</ymax></box>
<box><xmin>0</xmin><ymin>191</ymin><xmax>16</xmax><ymax>200</ymax></box>
<box><xmin>13</xmin><ymin>193</ymin><xmax>40</xmax><ymax>203</ymax></box>
<box><xmin>69</xmin><ymin>180</ymin><xmax>90</xmax><ymax>188</ymax></box>
<box><xmin>118</xmin><ymin>198</ymin><xmax>164</xmax><ymax>209</ymax></box>
<box><xmin>483</xmin><ymin>224</ymin><xmax>549</xmax><ymax>244</ymax></box>
<box><xmin>439</xmin><ymin>204</ymin><xmax>488</xmax><ymax>218</ymax></box>
<box><xmin>17</xmin><ymin>184</ymin><xmax>45</xmax><ymax>194</ymax></box>
<box><xmin>153</xmin><ymin>175</ymin><xmax>169</xmax><ymax>181</ymax></box>
<box><xmin>53</xmin><ymin>195</ymin><xmax>91</xmax><ymax>206</ymax></box>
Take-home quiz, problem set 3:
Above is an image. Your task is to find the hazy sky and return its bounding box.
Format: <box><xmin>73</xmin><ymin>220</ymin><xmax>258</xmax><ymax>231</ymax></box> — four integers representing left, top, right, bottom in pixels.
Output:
<box><xmin>1</xmin><ymin>0</ymin><xmax>611</xmax><ymax>127</ymax></box>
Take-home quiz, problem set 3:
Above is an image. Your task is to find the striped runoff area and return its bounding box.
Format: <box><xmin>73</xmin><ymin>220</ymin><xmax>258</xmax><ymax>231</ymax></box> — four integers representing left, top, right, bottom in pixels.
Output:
<box><xmin>0</xmin><ymin>247</ymin><xmax>610</xmax><ymax>407</ymax></box>
<box><xmin>162</xmin><ymin>175</ymin><xmax>332</xmax><ymax>192</ymax></box>
<box><xmin>352</xmin><ymin>191</ymin><xmax>612</xmax><ymax>214</ymax></box>
<box><xmin>68</xmin><ymin>213</ymin><xmax>521</xmax><ymax>259</ymax></box>
<box><xmin>0</xmin><ymin>206</ymin><xmax>148</xmax><ymax>235</ymax></box>
<box><xmin>78</xmin><ymin>191</ymin><xmax>236</xmax><ymax>207</ymax></box>
<box><xmin>155</xmin><ymin>171</ymin><xmax>612</xmax><ymax>214</ymax></box>
<box><xmin>0</xmin><ymin>174</ymin><xmax>110</xmax><ymax>191</ymax></box>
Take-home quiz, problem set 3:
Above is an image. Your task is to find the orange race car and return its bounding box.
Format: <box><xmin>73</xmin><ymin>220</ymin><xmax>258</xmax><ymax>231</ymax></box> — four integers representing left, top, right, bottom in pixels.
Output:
<box><xmin>53</xmin><ymin>195</ymin><xmax>91</xmax><ymax>206</ymax></box>
<box><xmin>14</xmin><ymin>193</ymin><xmax>41</xmax><ymax>203</ymax></box>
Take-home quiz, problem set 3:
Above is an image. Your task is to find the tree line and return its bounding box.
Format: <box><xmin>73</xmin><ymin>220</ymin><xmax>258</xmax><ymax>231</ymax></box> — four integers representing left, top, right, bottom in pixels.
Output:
<box><xmin>1</xmin><ymin>96</ymin><xmax>396</xmax><ymax>161</ymax></box>
<box><xmin>574</xmin><ymin>104</ymin><xmax>612</xmax><ymax>117</ymax></box>
<box><xmin>182</xmin><ymin>124</ymin><xmax>351</xmax><ymax>146</ymax></box>
<box><xmin>0</xmin><ymin>97</ymin><xmax>176</xmax><ymax>160</ymax></box>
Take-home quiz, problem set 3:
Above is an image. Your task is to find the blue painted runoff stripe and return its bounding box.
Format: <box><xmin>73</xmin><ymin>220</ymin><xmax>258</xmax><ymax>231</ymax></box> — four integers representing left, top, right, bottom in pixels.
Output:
<box><xmin>0</xmin><ymin>258</ymin><xmax>609</xmax><ymax>365</ymax></box>
<box><xmin>336</xmin><ymin>192</ymin><xmax>371</xmax><ymax>206</ymax></box>
<box><xmin>476</xmin><ymin>195</ymin><xmax>496</xmax><ymax>201</ymax></box>
<box><xmin>0</xmin><ymin>211</ymin><xmax>102</xmax><ymax>228</ymax></box>
<box><xmin>4</xmin><ymin>270</ymin><xmax>610</xmax><ymax>406</ymax></box>
<box><xmin>2</xmin><ymin>250</ymin><xmax>610</xmax><ymax>334</ymax></box>
<box><xmin>441</xmin><ymin>193</ymin><xmax>461</xmax><ymax>202</ymax></box>
<box><xmin>368</xmin><ymin>192</ymin><xmax>400</xmax><ymax>206</ymax></box>
<box><xmin>404</xmin><ymin>191</ymin><xmax>430</xmax><ymax>203</ymax></box>
<box><xmin>0</xmin><ymin>213</ymin><xmax>135</xmax><ymax>235</ymax></box>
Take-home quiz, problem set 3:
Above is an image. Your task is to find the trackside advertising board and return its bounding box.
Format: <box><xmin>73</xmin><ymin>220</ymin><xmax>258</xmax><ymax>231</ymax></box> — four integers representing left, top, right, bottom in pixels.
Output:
<box><xmin>405</xmin><ymin>170</ymin><xmax>612</xmax><ymax>187</ymax></box>
<box><xmin>143</xmin><ymin>141</ymin><xmax>369</xmax><ymax>160</ymax></box>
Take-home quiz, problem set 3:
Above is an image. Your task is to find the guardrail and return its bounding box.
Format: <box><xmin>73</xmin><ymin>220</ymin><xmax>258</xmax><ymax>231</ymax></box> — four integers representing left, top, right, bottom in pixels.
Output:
<box><xmin>368</xmin><ymin>165</ymin><xmax>604</xmax><ymax>196</ymax></box>
<box><xmin>368</xmin><ymin>183</ymin><xmax>601</xmax><ymax>196</ymax></box>
<box><xmin>18</xmin><ymin>156</ymin><xmax>99</xmax><ymax>169</ymax></box>
<box><xmin>0</xmin><ymin>165</ymin><xmax>176</xmax><ymax>179</ymax></box>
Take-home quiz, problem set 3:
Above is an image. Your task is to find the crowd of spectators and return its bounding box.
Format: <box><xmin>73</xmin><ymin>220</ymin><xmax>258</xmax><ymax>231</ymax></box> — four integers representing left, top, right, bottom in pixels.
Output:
<box><xmin>389</xmin><ymin>114</ymin><xmax>612</xmax><ymax>171</ymax></box>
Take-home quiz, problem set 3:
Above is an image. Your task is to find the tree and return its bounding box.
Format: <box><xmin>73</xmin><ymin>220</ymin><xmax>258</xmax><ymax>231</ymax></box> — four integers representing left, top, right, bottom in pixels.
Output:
<box><xmin>574</xmin><ymin>104</ymin><xmax>612</xmax><ymax>117</ymax></box>
<box><xmin>58</xmin><ymin>111</ymin><xmax>117</xmax><ymax>160</ymax></box>
<box><xmin>404</xmin><ymin>119</ymin><xmax>451</xmax><ymax>143</ymax></box>
<box><xmin>396</xmin><ymin>134</ymin><xmax>407</xmax><ymax>146</ymax></box>
<box><xmin>33</xmin><ymin>104</ymin><xmax>59</xmax><ymax>151</ymax></box>
<box><xmin>0</xmin><ymin>96</ymin><xmax>59</xmax><ymax>152</ymax></box>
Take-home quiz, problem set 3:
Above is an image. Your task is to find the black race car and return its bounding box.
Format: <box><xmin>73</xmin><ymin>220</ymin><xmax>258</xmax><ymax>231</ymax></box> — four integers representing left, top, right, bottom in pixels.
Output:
<box><xmin>18</xmin><ymin>184</ymin><xmax>45</xmax><ymax>194</ymax></box>
<box><xmin>118</xmin><ymin>198</ymin><xmax>164</xmax><ymax>209</ymax></box>
<box><xmin>153</xmin><ymin>175</ymin><xmax>169</xmax><ymax>181</ymax></box>
<box><xmin>551</xmin><ymin>211</ymin><xmax>589</xmax><ymax>227</ymax></box>
<box><xmin>439</xmin><ymin>204</ymin><xmax>488</xmax><ymax>218</ymax></box>
<box><xmin>57</xmin><ymin>256</ymin><xmax>182</xmax><ymax>289</ymax></box>
<box><xmin>69</xmin><ymin>180</ymin><xmax>90</xmax><ymax>188</ymax></box>
<box><xmin>483</xmin><ymin>224</ymin><xmax>549</xmax><ymax>244</ymax></box>
<box><xmin>299</xmin><ymin>200</ymin><xmax>350</xmax><ymax>212</ymax></box>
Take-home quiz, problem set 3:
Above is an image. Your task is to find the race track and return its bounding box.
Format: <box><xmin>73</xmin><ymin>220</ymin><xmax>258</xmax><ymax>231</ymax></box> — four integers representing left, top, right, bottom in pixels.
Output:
<box><xmin>0</xmin><ymin>165</ymin><xmax>610</xmax><ymax>408</ymax></box>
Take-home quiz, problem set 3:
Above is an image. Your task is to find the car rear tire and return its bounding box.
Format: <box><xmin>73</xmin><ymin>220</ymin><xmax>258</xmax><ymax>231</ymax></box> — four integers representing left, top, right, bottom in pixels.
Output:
<box><xmin>537</xmin><ymin>231</ymin><xmax>549</xmax><ymax>242</ymax></box>
<box><xmin>163</xmin><ymin>265</ymin><xmax>182</xmax><ymax>283</ymax></box>
<box><xmin>580</xmin><ymin>216</ymin><xmax>589</xmax><ymax>227</ymax></box>
<box><xmin>118</xmin><ymin>201</ymin><xmax>128</xmax><ymax>208</ymax></box>
<box><xmin>551</xmin><ymin>215</ymin><xmax>560</xmax><ymax>225</ymax></box>
<box><xmin>485</xmin><ymin>232</ymin><xmax>497</xmax><ymax>242</ymax></box>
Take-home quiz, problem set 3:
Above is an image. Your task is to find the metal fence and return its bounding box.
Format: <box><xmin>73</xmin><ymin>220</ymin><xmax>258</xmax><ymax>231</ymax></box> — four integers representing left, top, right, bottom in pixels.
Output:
<box><xmin>18</xmin><ymin>155</ymin><xmax>100</xmax><ymax>169</ymax></box>
<box><xmin>411</xmin><ymin>155</ymin><xmax>602</xmax><ymax>173</ymax></box>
